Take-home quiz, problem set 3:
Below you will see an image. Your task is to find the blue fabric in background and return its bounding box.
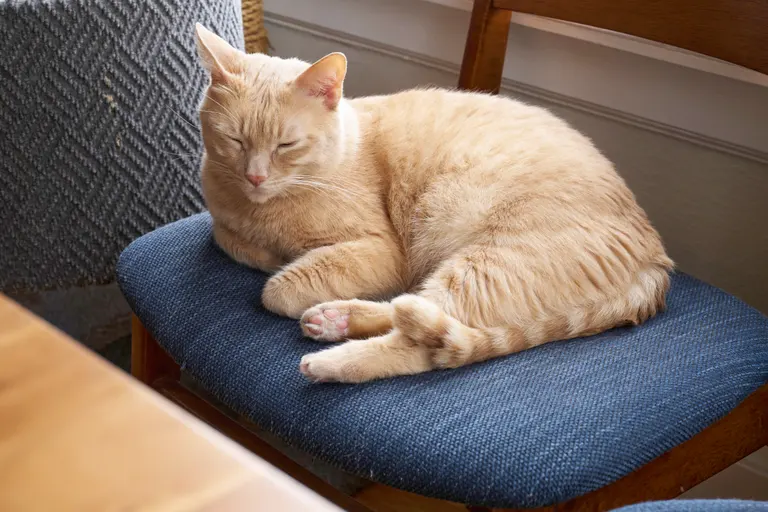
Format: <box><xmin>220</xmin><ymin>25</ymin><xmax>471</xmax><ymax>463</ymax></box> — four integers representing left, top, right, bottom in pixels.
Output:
<box><xmin>613</xmin><ymin>500</ymin><xmax>768</xmax><ymax>511</ymax></box>
<box><xmin>117</xmin><ymin>213</ymin><xmax>768</xmax><ymax>508</ymax></box>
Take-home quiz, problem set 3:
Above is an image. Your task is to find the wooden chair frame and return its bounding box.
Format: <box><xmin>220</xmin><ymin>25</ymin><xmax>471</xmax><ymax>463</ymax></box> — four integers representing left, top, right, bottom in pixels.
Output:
<box><xmin>459</xmin><ymin>0</ymin><xmax>768</xmax><ymax>92</ymax></box>
<box><xmin>131</xmin><ymin>1</ymin><xmax>768</xmax><ymax>510</ymax></box>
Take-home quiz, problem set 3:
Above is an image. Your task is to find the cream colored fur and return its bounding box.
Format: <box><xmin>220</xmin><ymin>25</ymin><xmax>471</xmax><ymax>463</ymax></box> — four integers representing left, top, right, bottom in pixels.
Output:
<box><xmin>195</xmin><ymin>25</ymin><xmax>674</xmax><ymax>383</ymax></box>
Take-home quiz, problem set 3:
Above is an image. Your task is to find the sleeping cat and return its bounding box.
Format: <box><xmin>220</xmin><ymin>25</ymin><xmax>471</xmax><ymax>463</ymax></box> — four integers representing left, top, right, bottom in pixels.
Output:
<box><xmin>194</xmin><ymin>24</ymin><xmax>673</xmax><ymax>383</ymax></box>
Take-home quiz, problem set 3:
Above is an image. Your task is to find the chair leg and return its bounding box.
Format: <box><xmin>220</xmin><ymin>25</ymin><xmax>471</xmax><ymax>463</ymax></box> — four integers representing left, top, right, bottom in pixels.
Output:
<box><xmin>459</xmin><ymin>0</ymin><xmax>512</xmax><ymax>93</ymax></box>
<box><xmin>131</xmin><ymin>315</ymin><xmax>180</xmax><ymax>386</ymax></box>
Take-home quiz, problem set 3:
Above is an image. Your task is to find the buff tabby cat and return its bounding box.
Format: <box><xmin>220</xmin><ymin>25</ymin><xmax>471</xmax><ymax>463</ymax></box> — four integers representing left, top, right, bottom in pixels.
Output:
<box><xmin>195</xmin><ymin>24</ymin><xmax>673</xmax><ymax>384</ymax></box>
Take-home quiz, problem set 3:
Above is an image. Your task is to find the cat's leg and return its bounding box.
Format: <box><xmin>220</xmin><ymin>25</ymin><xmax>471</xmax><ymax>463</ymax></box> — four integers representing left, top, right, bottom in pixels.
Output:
<box><xmin>300</xmin><ymin>299</ymin><xmax>394</xmax><ymax>342</ymax></box>
<box><xmin>299</xmin><ymin>244</ymin><xmax>668</xmax><ymax>382</ymax></box>
<box><xmin>300</xmin><ymin>330</ymin><xmax>432</xmax><ymax>383</ymax></box>
<box><xmin>298</xmin><ymin>245</ymin><xmax>521</xmax><ymax>382</ymax></box>
<box><xmin>387</xmin><ymin>244</ymin><xmax>669</xmax><ymax>371</ymax></box>
<box><xmin>298</xmin><ymin>290</ymin><xmax>521</xmax><ymax>383</ymax></box>
<box><xmin>213</xmin><ymin>222</ymin><xmax>285</xmax><ymax>273</ymax></box>
<box><xmin>299</xmin><ymin>295</ymin><xmax>486</xmax><ymax>383</ymax></box>
<box><xmin>261</xmin><ymin>235</ymin><xmax>406</xmax><ymax>319</ymax></box>
<box><xmin>296</xmin><ymin>248</ymin><xmax>532</xmax><ymax>383</ymax></box>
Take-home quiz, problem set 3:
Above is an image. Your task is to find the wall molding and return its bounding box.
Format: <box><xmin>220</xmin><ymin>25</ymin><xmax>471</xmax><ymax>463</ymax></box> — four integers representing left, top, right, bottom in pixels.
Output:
<box><xmin>499</xmin><ymin>76</ymin><xmax>768</xmax><ymax>166</ymax></box>
<box><xmin>266</xmin><ymin>12</ymin><xmax>768</xmax><ymax>166</ymax></box>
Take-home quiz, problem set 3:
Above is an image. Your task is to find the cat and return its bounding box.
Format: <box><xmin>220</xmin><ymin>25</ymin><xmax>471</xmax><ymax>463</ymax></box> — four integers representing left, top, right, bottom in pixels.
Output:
<box><xmin>195</xmin><ymin>24</ymin><xmax>674</xmax><ymax>384</ymax></box>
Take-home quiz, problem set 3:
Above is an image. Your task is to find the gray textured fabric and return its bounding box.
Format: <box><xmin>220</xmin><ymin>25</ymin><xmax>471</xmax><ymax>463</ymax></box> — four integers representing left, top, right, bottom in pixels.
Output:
<box><xmin>0</xmin><ymin>0</ymin><xmax>243</xmax><ymax>291</ymax></box>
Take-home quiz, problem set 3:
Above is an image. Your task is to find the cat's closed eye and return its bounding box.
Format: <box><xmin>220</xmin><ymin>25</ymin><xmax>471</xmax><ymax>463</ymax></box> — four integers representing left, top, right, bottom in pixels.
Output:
<box><xmin>228</xmin><ymin>136</ymin><xmax>245</xmax><ymax>150</ymax></box>
<box><xmin>277</xmin><ymin>140</ymin><xmax>299</xmax><ymax>150</ymax></box>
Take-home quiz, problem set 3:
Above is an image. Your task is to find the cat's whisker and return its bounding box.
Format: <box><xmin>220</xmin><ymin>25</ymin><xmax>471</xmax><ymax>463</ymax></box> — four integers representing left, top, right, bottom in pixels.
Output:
<box><xmin>293</xmin><ymin>174</ymin><xmax>355</xmax><ymax>191</ymax></box>
<box><xmin>292</xmin><ymin>178</ymin><xmax>363</xmax><ymax>202</ymax></box>
<box><xmin>310</xmin><ymin>181</ymin><xmax>363</xmax><ymax>200</ymax></box>
<box><xmin>169</xmin><ymin>108</ymin><xmax>199</xmax><ymax>132</ymax></box>
<box><xmin>286</xmin><ymin>181</ymin><xmax>333</xmax><ymax>198</ymax></box>
<box><xmin>281</xmin><ymin>180</ymin><xmax>341</xmax><ymax>202</ymax></box>
<box><xmin>205</xmin><ymin>96</ymin><xmax>239</xmax><ymax>124</ymax></box>
<box><xmin>198</xmin><ymin>109</ymin><xmax>234</xmax><ymax>122</ymax></box>
<box><xmin>198</xmin><ymin>108</ymin><xmax>238</xmax><ymax>126</ymax></box>
<box><xmin>156</xmin><ymin>149</ymin><xmax>200</xmax><ymax>158</ymax></box>
<box><xmin>287</xmin><ymin>180</ymin><xmax>350</xmax><ymax>200</ymax></box>
<box><xmin>215</xmin><ymin>84</ymin><xmax>238</xmax><ymax>98</ymax></box>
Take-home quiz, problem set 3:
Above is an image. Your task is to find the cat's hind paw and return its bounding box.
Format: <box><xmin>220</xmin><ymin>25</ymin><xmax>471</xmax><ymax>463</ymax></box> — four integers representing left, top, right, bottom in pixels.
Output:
<box><xmin>300</xmin><ymin>303</ymin><xmax>350</xmax><ymax>342</ymax></box>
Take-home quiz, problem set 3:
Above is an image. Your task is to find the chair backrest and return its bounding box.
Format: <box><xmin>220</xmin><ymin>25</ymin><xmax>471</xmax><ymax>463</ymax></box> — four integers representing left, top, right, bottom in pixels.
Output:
<box><xmin>494</xmin><ymin>0</ymin><xmax>768</xmax><ymax>75</ymax></box>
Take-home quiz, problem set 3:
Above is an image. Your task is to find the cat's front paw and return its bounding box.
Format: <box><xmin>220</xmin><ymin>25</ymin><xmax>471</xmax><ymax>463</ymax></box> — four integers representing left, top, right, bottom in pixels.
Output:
<box><xmin>299</xmin><ymin>351</ymin><xmax>344</xmax><ymax>383</ymax></box>
<box><xmin>300</xmin><ymin>303</ymin><xmax>350</xmax><ymax>342</ymax></box>
<box><xmin>299</xmin><ymin>342</ymin><xmax>371</xmax><ymax>383</ymax></box>
<box><xmin>261</xmin><ymin>275</ymin><xmax>307</xmax><ymax>319</ymax></box>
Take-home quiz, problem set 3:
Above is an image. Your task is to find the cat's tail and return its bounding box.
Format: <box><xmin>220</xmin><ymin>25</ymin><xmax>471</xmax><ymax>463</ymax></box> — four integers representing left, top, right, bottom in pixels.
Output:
<box><xmin>391</xmin><ymin>268</ymin><xmax>669</xmax><ymax>368</ymax></box>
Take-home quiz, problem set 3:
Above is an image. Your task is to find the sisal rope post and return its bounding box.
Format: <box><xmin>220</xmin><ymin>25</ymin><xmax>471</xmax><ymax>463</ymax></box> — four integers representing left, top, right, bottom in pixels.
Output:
<box><xmin>241</xmin><ymin>0</ymin><xmax>269</xmax><ymax>54</ymax></box>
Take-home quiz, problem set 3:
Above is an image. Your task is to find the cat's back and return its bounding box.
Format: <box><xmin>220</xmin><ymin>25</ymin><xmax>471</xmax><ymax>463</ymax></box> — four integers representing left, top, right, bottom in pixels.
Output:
<box><xmin>351</xmin><ymin>88</ymin><xmax>670</xmax><ymax>283</ymax></box>
<box><xmin>354</xmin><ymin>88</ymin><xmax>597</xmax><ymax>163</ymax></box>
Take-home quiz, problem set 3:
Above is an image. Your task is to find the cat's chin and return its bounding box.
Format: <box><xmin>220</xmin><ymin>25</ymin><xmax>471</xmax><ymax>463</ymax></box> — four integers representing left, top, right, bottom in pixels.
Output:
<box><xmin>245</xmin><ymin>186</ymin><xmax>279</xmax><ymax>205</ymax></box>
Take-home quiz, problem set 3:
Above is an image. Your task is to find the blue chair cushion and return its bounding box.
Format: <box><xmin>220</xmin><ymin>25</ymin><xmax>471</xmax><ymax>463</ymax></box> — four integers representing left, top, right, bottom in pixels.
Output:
<box><xmin>613</xmin><ymin>500</ymin><xmax>768</xmax><ymax>511</ymax></box>
<box><xmin>117</xmin><ymin>213</ymin><xmax>768</xmax><ymax>508</ymax></box>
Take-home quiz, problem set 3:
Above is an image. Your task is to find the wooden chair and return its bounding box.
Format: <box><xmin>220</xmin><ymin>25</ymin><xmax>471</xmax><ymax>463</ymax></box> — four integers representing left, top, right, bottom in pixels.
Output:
<box><xmin>129</xmin><ymin>1</ymin><xmax>768</xmax><ymax>511</ymax></box>
<box><xmin>459</xmin><ymin>0</ymin><xmax>768</xmax><ymax>92</ymax></box>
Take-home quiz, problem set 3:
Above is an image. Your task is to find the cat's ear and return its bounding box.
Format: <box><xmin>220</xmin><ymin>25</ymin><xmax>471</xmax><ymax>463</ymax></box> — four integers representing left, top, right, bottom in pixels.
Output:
<box><xmin>295</xmin><ymin>53</ymin><xmax>347</xmax><ymax>110</ymax></box>
<box><xmin>195</xmin><ymin>23</ymin><xmax>240</xmax><ymax>82</ymax></box>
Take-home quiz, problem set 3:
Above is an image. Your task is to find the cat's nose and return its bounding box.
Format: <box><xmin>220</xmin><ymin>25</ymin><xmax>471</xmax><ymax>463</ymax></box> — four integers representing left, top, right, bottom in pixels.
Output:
<box><xmin>246</xmin><ymin>174</ymin><xmax>267</xmax><ymax>187</ymax></box>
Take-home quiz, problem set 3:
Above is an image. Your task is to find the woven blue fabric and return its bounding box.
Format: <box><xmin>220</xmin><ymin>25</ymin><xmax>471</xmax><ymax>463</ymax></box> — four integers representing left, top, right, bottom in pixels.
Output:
<box><xmin>613</xmin><ymin>500</ymin><xmax>768</xmax><ymax>511</ymax></box>
<box><xmin>117</xmin><ymin>213</ymin><xmax>768</xmax><ymax>508</ymax></box>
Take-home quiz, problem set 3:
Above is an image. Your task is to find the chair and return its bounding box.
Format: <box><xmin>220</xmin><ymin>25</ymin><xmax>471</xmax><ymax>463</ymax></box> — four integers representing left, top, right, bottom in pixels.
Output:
<box><xmin>121</xmin><ymin>2</ymin><xmax>768</xmax><ymax>511</ymax></box>
<box><xmin>458</xmin><ymin>0</ymin><xmax>768</xmax><ymax>92</ymax></box>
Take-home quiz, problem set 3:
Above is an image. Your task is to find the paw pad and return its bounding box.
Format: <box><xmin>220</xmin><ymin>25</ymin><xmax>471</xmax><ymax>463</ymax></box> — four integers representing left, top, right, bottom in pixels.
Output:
<box><xmin>300</xmin><ymin>306</ymin><xmax>350</xmax><ymax>342</ymax></box>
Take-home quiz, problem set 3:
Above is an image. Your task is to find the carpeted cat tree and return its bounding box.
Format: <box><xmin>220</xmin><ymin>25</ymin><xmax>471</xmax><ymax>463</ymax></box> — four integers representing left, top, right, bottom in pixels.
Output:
<box><xmin>242</xmin><ymin>0</ymin><xmax>269</xmax><ymax>54</ymax></box>
<box><xmin>0</xmin><ymin>0</ymin><xmax>266</xmax><ymax>349</ymax></box>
